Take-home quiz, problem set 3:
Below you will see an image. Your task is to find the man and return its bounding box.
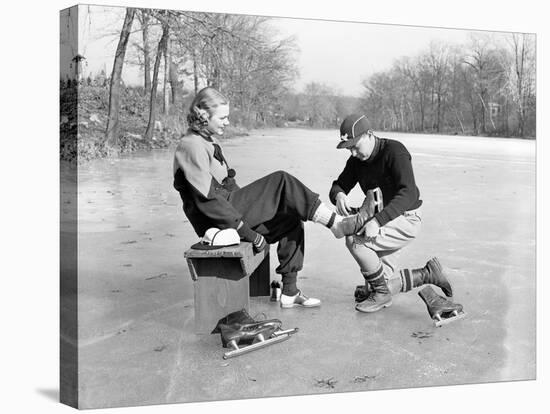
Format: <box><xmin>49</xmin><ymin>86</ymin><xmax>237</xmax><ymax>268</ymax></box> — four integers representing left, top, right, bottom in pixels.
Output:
<box><xmin>330</xmin><ymin>114</ymin><xmax>453</xmax><ymax>313</ymax></box>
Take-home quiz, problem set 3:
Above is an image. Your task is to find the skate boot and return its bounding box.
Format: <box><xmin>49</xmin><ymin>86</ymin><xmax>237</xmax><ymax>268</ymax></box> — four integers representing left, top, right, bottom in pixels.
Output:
<box><xmin>350</xmin><ymin>187</ymin><xmax>383</xmax><ymax>217</ymax></box>
<box><xmin>220</xmin><ymin>320</ymin><xmax>298</xmax><ymax>359</ymax></box>
<box><xmin>333</xmin><ymin>212</ymin><xmax>369</xmax><ymax>239</ymax></box>
<box><xmin>412</xmin><ymin>257</ymin><xmax>453</xmax><ymax>298</ymax></box>
<box><xmin>418</xmin><ymin>285</ymin><xmax>466</xmax><ymax>327</ymax></box>
<box><xmin>339</xmin><ymin>187</ymin><xmax>383</xmax><ymax>238</ymax></box>
<box><xmin>355</xmin><ymin>273</ymin><xmax>392</xmax><ymax>313</ymax></box>
<box><xmin>360</xmin><ymin>187</ymin><xmax>383</xmax><ymax>218</ymax></box>
<box><xmin>211</xmin><ymin>308</ymin><xmax>256</xmax><ymax>334</ymax></box>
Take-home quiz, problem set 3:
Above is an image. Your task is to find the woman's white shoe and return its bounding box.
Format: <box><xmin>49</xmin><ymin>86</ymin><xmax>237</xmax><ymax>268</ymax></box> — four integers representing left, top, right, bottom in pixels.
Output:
<box><xmin>280</xmin><ymin>290</ymin><xmax>321</xmax><ymax>308</ymax></box>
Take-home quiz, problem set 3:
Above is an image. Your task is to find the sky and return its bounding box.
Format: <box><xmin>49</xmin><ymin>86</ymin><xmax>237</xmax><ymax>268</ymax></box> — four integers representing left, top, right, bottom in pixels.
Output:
<box><xmin>272</xmin><ymin>17</ymin><xmax>472</xmax><ymax>96</ymax></box>
<box><xmin>61</xmin><ymin>5</ymin><xmax>513</xmax><ymax>97</ymax></box>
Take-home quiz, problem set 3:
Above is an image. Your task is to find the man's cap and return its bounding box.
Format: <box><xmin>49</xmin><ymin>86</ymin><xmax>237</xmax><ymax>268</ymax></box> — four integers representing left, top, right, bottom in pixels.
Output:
<box><xmin>337</xmin><ymin>114</ymin><xmax>371</xmax><ymax>149</ymax></box>
<box><xmin>191</xmin><ymin>228</ymin><xmax>240</xmax><ymax>250</ymax></box>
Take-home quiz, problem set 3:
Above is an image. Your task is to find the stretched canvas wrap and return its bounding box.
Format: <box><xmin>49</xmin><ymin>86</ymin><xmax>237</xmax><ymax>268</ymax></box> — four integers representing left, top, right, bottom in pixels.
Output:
<box><xmin>60</xmin><ymin>4</ymin><xmax>536</xmax><ymax>409</ymax></box>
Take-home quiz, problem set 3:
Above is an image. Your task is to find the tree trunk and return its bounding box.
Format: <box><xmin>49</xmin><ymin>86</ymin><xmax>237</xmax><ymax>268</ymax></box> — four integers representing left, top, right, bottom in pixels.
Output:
<box><xmin>145</xmin><ymin>22</ymin><xmax>169</xmax><ymax>140</ymax></box>
<box><xmin>478</xmin><ymin>91</ymin><xmax>488</xmax><ymax>134</ymax></box>
<box><xmin>518</xmin><ymin>106</ymin><xmax>525</xmax><ymax>137</ymax></box>
<box><xmin>436</xmin><ymin>93</ymin><xmax>441</xmax><ymax>133</ymax></box>
<box><xmin>516</xmin><ymin>53</ymin><xmax>526</xmax><ymax>138</ymax></box>
<box><xmin>141</xmin><ymin>10</ymin><xmax>151</xmax><ymax>94</ymax></box>
<box><xmin>104</xmin><ymin>8</ymin><xmax>135</xmax><ymax>148</ymax></box>
<box><xmin>193</xmin><ymin>48</ymin><xmax>199</xmax><ymax>95</ymax></box>
<box><xmin>407</xmin><ymin>101</ymin><xmax>416</xmax><ymax>132</ymax></box>
<box><xmin>452</xmin><ymin>106</ymin><xmax>465</xmax><ymax>134</ymax></box>
<box><xmin>169</xmin><ymin>61</ymin><xmax>178</xmax><ymax>104</ymax></box>
<box><xmin>419</xmin><ymin>94</ymin><xmax>425</xmax><ymax>131</ymax></box>
<box><xmin>399</xmin><ymin>98</ymin><xmax>408</xmax><ymax>131</ymax></box>
<box><xmin>162</xmin><ymin>32</ymin><xmax>170</xmax><ymax>115</ymax></box>
<box><xmin>211</xmin><ymin>66</ymin><xmax>219</xmax><ymax>89</ymax></box>
<box><xmin>470</xmin><ymin>98</ymin><xmax>478</xmax><ymax>135</ymax></box>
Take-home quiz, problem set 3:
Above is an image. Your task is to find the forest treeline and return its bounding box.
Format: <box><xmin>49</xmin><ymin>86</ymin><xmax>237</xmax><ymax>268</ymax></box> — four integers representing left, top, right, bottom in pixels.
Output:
<box><xmin>61</xmin><ymin>8</ymin><xmax>535</xmax><ymax>161</ymax></box>
<box><xmin>102</xmin><ymin>8</ymin><xmax>301</xmax><ymax>150</ymax></box>
<box><xmin>280</xmin><ymin>34</ymin><xmax>536</xmax><ymax>138</ymax></box>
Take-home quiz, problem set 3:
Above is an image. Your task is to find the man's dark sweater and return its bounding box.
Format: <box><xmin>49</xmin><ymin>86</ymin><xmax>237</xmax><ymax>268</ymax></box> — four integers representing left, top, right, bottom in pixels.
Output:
<box><xmin>329</xmin><ymin>137</ymin><xmax>422</xmax><ymax>226</ymax></box>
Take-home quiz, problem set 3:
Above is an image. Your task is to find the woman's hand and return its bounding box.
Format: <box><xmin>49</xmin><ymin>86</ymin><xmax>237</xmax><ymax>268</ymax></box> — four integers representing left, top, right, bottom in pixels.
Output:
<box><xmin>237</xmin><ymin>221</ymin><xmax>268</xmax><ymax>254</ymax></box>
<box><xmin>252</xmin><ymin>233</ymin><xmax>268</xmax><ymax>254</ymax></box>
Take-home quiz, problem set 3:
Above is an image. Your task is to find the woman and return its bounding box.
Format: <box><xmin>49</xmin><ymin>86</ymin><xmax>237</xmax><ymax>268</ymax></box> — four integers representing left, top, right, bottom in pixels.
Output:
<box><xmin>173</xmin><ymin>87</ymin><xmax>367</xmax><ymax>308</ymax></box>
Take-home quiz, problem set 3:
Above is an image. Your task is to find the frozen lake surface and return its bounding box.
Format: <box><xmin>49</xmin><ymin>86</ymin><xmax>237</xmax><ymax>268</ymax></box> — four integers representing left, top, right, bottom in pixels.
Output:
<box><xmin>61</xmin><ymin>128</ymin><xmax>536</xmax><ymax>408</ymax></box>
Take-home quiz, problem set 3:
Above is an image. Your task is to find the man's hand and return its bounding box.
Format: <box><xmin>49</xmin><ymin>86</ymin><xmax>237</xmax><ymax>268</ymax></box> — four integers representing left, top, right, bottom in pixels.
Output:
<box><xmin>335</xmin><ymin>192</ymin><xmax>352</xmax><ymax>216</ymax></box>
<box><xmin>357</xmin><ymin>218</ymin><xmax>381</xmax><ymax>239</ymax></box>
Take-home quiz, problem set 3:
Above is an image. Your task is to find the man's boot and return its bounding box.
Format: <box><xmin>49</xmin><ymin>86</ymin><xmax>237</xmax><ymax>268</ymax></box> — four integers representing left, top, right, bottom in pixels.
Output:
<box><xmin>354</xmin><ymin>283</ymin><xmax>370</xmax><ymax>302</ymax></box>
<box><xmin>355</xmin><ymin>271</ymin><xmax>392</xmax><ymax>313</ymax></box>
<box><xmin>411</xmin><ymin>257</ymin><xmax>453</xmax><ymax>297</ymax></box>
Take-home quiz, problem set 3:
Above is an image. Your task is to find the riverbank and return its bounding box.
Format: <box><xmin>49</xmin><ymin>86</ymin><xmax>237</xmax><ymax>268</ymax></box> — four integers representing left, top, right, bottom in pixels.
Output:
<box><xmin>59</xmin><ymin>85</ymin><xmax>249</xmax><ymax>163</ymax></box>
<box><xmin>61</xmin><ymin>84</ymin><xmax>535</xmax><ymax>164</ymax></box>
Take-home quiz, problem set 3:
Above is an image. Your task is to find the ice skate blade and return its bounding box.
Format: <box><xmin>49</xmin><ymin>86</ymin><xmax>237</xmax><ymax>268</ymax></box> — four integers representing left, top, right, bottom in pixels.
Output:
<box><xmin>223</xmin><ymin>334</ymin><xmax>290</xmax><ymax>359</ymax></box>
<box><xmin>434</xmin><ymin>311</ymin><xmax>467</xmax><ymax>327</ymax></box>
<box><xmin>272</xmin><ymin>327</ymin><xmax>299</xmax><ymax>336</ymax></box>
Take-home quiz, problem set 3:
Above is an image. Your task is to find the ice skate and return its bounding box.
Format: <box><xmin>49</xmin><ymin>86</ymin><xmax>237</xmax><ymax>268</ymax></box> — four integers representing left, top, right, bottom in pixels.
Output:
<box><xmin>351</xmin><ymin>187</ymin><xmax>383</xmax><ymax>218</ymax></box>
<box><xmin>220</xmin><ymin>321</ymin><xmax>298</xmax><ymax>359</ymax></box>
<box><xmin>211</xmin><ymin>308</ymin><xmax>256</xmax><ymax>334</ymax></box>
<box><xmin>420</xmin><ymin>257</ymin><xmax>453</xmax><ymax>298</ymax></box>
<box><xmin>335</xmin><ymin>187</ymin><xmax>383</xmax><ymax>239</ymax></box>
<box><xmin>219</xmin><ymin>319</ymin><xmax>283</xmax><ymax>347</ymax></box>
<box><xmin>418</xmin><ymin>286</ymin><xmax>466</xmax><ymax>327</ymax></box>
<box><xmin>332</xmin><ymin>213</ymin><xmax>367</xmax><ymax>239</ymax></box>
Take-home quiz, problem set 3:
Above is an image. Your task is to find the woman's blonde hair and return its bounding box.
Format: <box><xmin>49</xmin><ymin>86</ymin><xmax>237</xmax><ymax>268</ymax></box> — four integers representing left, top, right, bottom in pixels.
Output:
<box><xmin>187</xmin><ymin>87</ymin><xmax>229</xmax><ymax>133</ymax></box>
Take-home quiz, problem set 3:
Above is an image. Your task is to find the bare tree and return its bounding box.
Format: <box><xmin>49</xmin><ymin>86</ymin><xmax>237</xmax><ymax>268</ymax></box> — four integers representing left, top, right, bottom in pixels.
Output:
<box><xmin>357</xmin><ymin>32</ymin><xmax>534</xmax><ymax>138</ymax></box>
<box><xmin>302</xmin><ymin>82</ymin><xmax>337</xmax><ymax>127</ymax></box>
<box><xmin>169</xmin><ymin>60</ymin><xmax>179</xmax><ymax>104</ymax></box>
<box><xmin>503</xmin><ymin>33</ymin><xmax>536</xmax><ymax>137</ymax></box>
<box><xmin>170</xmin><ymin>13</ymin><xmax>298</xmax><ymax>126</ymax></box>
<box><xmin>425</xmin><ymin>42</ymin><xmax>451</xmax><ymax>132</ymax></box>
<box><xmin>163</xmin><ymin>34</ymin><xmax>171</xmax><ymax>114</ymax></box>
<box><xmin>145</xmin><ymin>17</ymin><xmax>169</xmax><ymax>140</ymax></box>
<box><xmin>192</xmin><ymin>48</ymin><xmax>199</xmax><ymax>95</ymax></box>
<box><xmin>397</xmin><ymin>57</ymin><xmax>429</xmax><ymax>131</ymax></box>
<box><xmin>361</xmin><ymin>71</ymin><xmax>406</xmax><ymax>131</ymax></box>
<box><xmin>139</xmin><ymin>9</ymin><xmax>152</xmax><ymax>93</ymax></box>
<box><xmin>104</xmin><ymin>8</ymin><xmax>135</xmax><ymax>148</ymax></box>
<box><xmin>463</xmin><ymin>34</ymin><xmax>503</xmax><ymax>135</ymax></box>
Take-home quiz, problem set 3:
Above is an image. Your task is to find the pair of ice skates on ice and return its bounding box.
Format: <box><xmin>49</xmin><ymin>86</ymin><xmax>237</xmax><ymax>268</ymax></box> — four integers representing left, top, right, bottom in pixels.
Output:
<box><xmin>355</xmin><ymin>279</ymin><xmax>466</xmax><ymax>327</ymax></box>
<box><xmin>213</xmin><ymin>309</ymin><xmax>298</xmax><ymax>359</ymax></box>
